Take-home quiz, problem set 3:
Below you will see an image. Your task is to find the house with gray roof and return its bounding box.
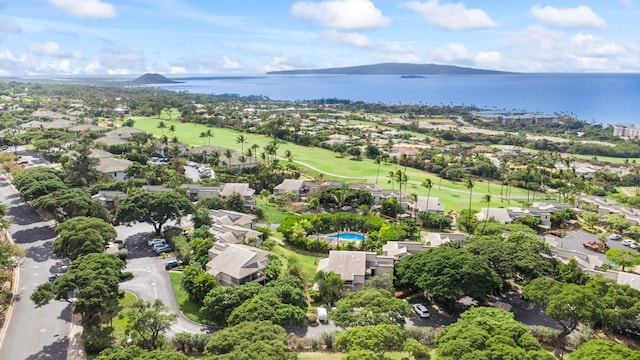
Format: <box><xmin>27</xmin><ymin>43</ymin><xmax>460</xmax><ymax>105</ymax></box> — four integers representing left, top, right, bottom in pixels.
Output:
<box><xmin>220</xmin><ymin>183</ymin><xmax>255</xmax><ymax>209</ymax></box>
<box><xmin>317</xmin><ymin>251</ymin><xmax>394</xmax><ymax>291</ymax></box>
<box><xmin>209</xmin><ymin>209</ymin><xmax>256</xmax><ymax>229</ymax></box>
<box><xmin>408</xmin><ymin>196</ymin><xmax>444</xmax><ymax>214</ymax></box>
<box><xmin>206</xmin><ymin>242</ymin><xmax>270</xmax><ymax>286</ymax></box>
<box><xmin>210</xmin><ymin>223</ymin><xmax>261</xmax><ymax>244</ymax></box>
<box><xmin>92</xmin><ymin>191</ymin><xmax>128</xmax><ymax>210</ymax></box>
<box><xmin>273</xmin><ymin>179</ymin><xmax>309</xmax><ymax>200</ymax></box>
<box><xmin>95</xmin><ymin>157</ymin><xmax>133</xmax><ymax>181</ymax></box>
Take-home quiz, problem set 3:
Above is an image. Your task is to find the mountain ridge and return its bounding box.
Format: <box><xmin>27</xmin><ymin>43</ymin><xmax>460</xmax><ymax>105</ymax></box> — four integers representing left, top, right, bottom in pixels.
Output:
<box><xmin>132</xmin><ymin>73</ymin><xmax>180</xmax><ymax>85</ymax></box>
<box><xmin>266</xmin><ymin>63</ymin><xmax>512</xmax><ymax>75</ymax></box>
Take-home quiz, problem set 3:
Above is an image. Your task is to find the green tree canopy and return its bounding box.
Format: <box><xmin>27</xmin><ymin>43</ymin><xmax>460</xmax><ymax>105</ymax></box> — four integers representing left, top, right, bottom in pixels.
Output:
<box><xmin>335</xmin><ymin>324</ymin><xmax>405</xmax><ymax>359</ymax></box>
<box><xmin>605</xmin><ymin>248</ymin><xmax>640</xmax><ymax>272</ymax></box>
<box><xmin>123</xmin><ymin>299</ymin><xmax>178</xmax><ymax>351</ymax></box>
<box><xmin>204</xmin><ymin>320</ymin><xmax>296</xmax><ymax>360</ymax></box>
<box><xmin>436</xmin><ymin>307</ymin><xmax>555</xmax><ymax>360</ymax></box>
<box><xmin>315</xmin><ymin>270</ymin><xmax>343</xmax><ymax>306</ymax></box>
<box><xmin>395</xmin><ymin>247</ymin><xmax>501</xmax><ymax>311</ymax></box>
<box><xmin>330</xmin><ymin>288</ymin><xmax>411</xmax><ymax>328</ymax></box>
<box><xmin>114</xmin><ymin>190</ymin><xmax>193</xmax><ymax>235</ymax></box>
<box><xmin>569</xmin><ymin>339</ymin><xmax>640</xmax><ymax>360</ymax></box>
<box><xmin>31</xmin><ymin>253</ymin><xmax>125</xmax><ymax>329</ymax></box>
<box><xmin>53</xmin><ymin>216</ymin><xmax>117</xmax><ymax>260</ymax></box>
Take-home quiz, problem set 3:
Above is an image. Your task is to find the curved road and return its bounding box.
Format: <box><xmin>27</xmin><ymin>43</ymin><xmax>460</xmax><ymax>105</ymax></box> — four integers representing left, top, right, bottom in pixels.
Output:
<box><xmin>0</xmin><ymin>175</ymin><xmax>72</xmax><ymax>360</ymax></box>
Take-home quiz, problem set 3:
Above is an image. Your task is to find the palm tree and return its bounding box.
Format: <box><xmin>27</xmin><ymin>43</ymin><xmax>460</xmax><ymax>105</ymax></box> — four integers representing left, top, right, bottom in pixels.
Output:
<box><xmin>465</xmin><ymin>178</ymin><xmax>474</xmax><ymax>233</ymax></box>
<box><xmin>387</xmin><ymin>171</ymin><xmax>395</xmax><ymax>192</ymax></box>
<box><xmin>199</xmin><ymin>132</ymin><xmax>207</xmax><ymax>145</ymax></box>
<box><xmin>284</xmin><ymin>149</ymin><xmax>292</xmax><ymax>162</ymax></box>
<box><xmin>168</xmin><ymin>124</ymin><xmax>176</xmax><ymax>138</ymax></box>
<box><xmin>374</xmin><ymin>155</ymin><xmax>382</xmax><ymax>185</ymax></box>
<box><xmin>251</xmin><ymin>143</ymin><xmax>259</xmax><ymax>167</ymax></box>
<box><xmin>157</xmin><ymin>121</ymin><xmax>166</xmax><ymax>136</ymax></box>
<box><xmin>224</xmin><ymin>148</ymin><xmax>233</xmax><ymax>170</ymax></box>
<box><xmin>481</xmin><ymin>194</ymin><xmax>491</xmax><ymax>234</ymax></box>
<box><xmin>236</xmin><ymin>134</ymin><xmax>246</xmax><ymax>154</ymax></box>
<box><xmin>408</xmin><ymin>193</ymin><xmax>418</xmax><ymax>218</ymax></box>
<box><xmin>206</xmin><ymin>129</ymin><xmax>213</xmax><ymax>146</ymax></box>
<box><xmin>421</xmin><ymin>178</ymin><xmax>433</xmax><ymax>214</ymax></box>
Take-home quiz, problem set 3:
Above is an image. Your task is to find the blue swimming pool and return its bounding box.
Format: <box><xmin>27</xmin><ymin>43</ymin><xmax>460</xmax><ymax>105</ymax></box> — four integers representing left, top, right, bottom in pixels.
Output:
<box><xmin>327</xmin><ymin>232</ymin><xmax>365</xmax><ymax>241</ymax></box>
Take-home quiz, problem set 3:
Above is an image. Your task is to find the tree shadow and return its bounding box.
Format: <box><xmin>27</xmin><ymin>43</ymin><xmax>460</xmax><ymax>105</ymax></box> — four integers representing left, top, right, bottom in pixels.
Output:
<box><xmin>123</xmin><ymin>231</ymin><xmax>158</xmax><ymax>260</ymax></box>
<box><xmin>24</xmin><ymin>337</ymin><xmax>69</xmax><ymax>360</ymax></box>
<box><xmin>8</xmin><ymin>204</ymin><xmax>46</xmax><ymax>226</ymax></box>
<box><xmin>57</xmin><ymin>304</ymin><xmax>72</xmax><ymax>322</ymax></box>
<box><xmin>25</xmin><ymin>241</ymin><xmax>56</xmax><ymax>262</ymax></box>
<box><xmin>12</xmin><ymin>226</ymin><xmax>55</xmax><ymax>244</ymax></box>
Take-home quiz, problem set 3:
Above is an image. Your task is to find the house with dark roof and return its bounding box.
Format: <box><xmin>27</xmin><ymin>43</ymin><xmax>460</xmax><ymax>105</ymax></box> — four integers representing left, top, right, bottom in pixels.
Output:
<box><xmin>92</xmin><ymin>191</ymin><xmax>128</xmax><ymax>210</ymax></box>
<box><xmin>408</xmin><ymin>196</ymin><xmax>444</xmax><ymax>214</ymax></box>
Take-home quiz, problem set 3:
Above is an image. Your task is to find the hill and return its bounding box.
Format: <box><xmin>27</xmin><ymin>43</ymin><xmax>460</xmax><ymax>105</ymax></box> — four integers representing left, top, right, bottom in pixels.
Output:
<box><xmin>266</xmin><ymin>63</ymin><xmax>510</xmax><ymax>75</ymax></box>
<box><xmin>132</xmin><ymin>73</ymin><xmax>179</xmax><ymax>85</ymax></box>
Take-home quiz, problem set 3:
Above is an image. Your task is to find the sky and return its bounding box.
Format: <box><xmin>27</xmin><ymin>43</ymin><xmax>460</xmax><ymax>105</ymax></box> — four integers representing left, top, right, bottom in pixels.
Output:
<box><xmin>0</xmin><ymin>0</ymin><xmax>639</xmax><ymax>76</ymax></box>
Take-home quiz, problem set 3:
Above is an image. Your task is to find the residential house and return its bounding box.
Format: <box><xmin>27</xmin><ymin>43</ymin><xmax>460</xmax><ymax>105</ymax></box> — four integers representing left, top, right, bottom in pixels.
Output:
<box><xmin>95</xmin><ymin>158</ymin><xmax>133</xmax><ymax>181</ymax></box>
<box><xmin>273</xmin><ymin>179</ymin><xmax>309</xmax><ymax>200</ymax></box>
<box><xmin>476</xmin><ymin>208</ymin><xmax>513</xmax><ymax>224</ymax></box>
<box><xmin>182</xmin><ymin>184</ymin><xmax>221</xmax><ymax>201</ymax></box>
<box><xmin>91</xmin><ymin>191</ymin><xmax>128</xmax><ymax>210</ymax></box>
<box><xmin>317</xmin><ymin>251</ymin><xmax>394</xmax><ymax>291</ymax></box>
<box><xmin>220</xmin><ymin>183</ymin><xmax>256</xmax><ymax>209</ymax></box>
<box><xmin>206</xmin><ymin>242</ymin><xmax>270</xmax><ymax>286</ymax></box>
<box><xmin>423</xmin><ymin>232</ymin><xmax>468</xmax><ymax>247</ymax></box>
<box><xmin>210</xmin><ymin>224</ymin><xmax>261</xmax><ymax>244</ymax></box>
<box><xmin>408</xmin><ymin>196</ymin><xmax>444</xmax><ymax>215</ymax></box>
<box><xmin>209</xmin><ymin>210</ymin><xmax>256</xmax><ymax>229</ymax></box>
<box><xmin>190</xmin><ymin>145</ymin><xmax>258</xmax><ymax>170</ymax></box>
<box><xmin>382</xmin><ymin>241</ymin><xmax>429</xmax><ymax>259</ymax></box>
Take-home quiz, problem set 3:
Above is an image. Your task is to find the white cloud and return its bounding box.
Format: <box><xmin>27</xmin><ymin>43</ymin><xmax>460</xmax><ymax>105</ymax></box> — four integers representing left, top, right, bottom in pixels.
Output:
<box><xmin>571</xmin><ymin>33</ymin><xmax>623</xmax><ymax>57</ymax></box>
<box><xmin>48</xmin><ymin>0</ymin><xmax>117</xmax><ymax>19</ymax></box>
<box><xmin>474</xmin><ymin>51</ymin><xmax>501</xmax><ymax>68</ymax></box>
<box><xmin>429</xmin><ymin>43</ymin><xmax>472</xmax><ymax>63</ymax></box>
<box><xmin>531</xmin><ymin>5</ymin><xmax>606</xmax><ymax>29</ymax></box>
<box><xmin>221</xmin><ymin>56</ymin><xmax>242</xmax><ymax>70</ymax></box>
<box><xmin>291</xmin><ymin>0</ymin><xmax>389</xmax><ymax>30</ymax></box>
<box><xmin>620</xmin><ymin>0</ymin><xmax>634</xmax><ymax>8</ymax></box>
<box><xmin>28</xmin><ymin>41</ymin><xmax>65</xmax><ymax>57</ymax></box>
<box><xmin>403</xmin><ymin>0</ymin><xmax>496</xmax><ymax>31</ymax></box>
<box><xmin>84</xmin><ymin>61</ymin><xmax>103</xmax><ymax>74</ymax></box>
<box><xmin>169</xmin><ymin>66</ymin><xmax>186</xmax><ymax>74</ymax></box>
<box><xmin>261</xmin><ymin>56</ymin><xmax>297</xmax><ymax>72</ymax></box>
<box><xmin>107</xmin><ymin>68</ymin><xmax>130</xmax><ymax>75</ymax></box>
<box><xmin>323</xmin><ymin>30</ymin><xmax>372</xmax><ymax>48</ymax></box>
<box><xmin>48</xmin><ymin>59</ymin><xmax>72</xmax><ymax>73</ymax></box>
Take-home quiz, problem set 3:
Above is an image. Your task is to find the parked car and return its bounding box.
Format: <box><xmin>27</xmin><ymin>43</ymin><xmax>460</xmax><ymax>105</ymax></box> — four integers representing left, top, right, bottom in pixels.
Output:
<box><xmin>549</xmin><ymin>231</ymin><xmax>563</xmax><ymax>237</ymax></box>
<box><xmin>412</xmin><ymin>303</ymin><xmax>430</xmax><ymax>318</ymax></box>
<box><xmin>608</xmin><ymin>234</ymin><xmax>622</xmax><ymax>241</ymax></box>
<box><xmin>165</xmin><ymin>260</ymin><xmax>183</xmax><ymax>270</ymax></box>
<box><xmin>48</xmin><ymin>273</ymin><xmax>60</xmax><ymax>283</ymax></box>
<box><xmin>154</xmin><ymin>245</ymin><xmax>173</xmax><ymax>254</ymax></box>
<box><xmin>631</xmin><ymin>242</ymin><xmax>638</xmax><ymax>250</ymax></box>
<box><xmin>148</xmin><ymin>238</ymin><xmax>167</xmax><ymax>247</ymax></box>
<box><xmin>623</xmin><ymin>239</ymin><xmax>635</xmax><ymax>246</ymax></box>
<box><xmin>151</xmin><ymin>242</ymin><xmax>170</xmax><ymax>251</ymax></box>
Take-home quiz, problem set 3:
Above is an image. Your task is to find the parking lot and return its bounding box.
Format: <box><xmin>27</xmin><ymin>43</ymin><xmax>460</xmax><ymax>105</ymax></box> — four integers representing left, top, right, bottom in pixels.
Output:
<box><xmin>551</xmin><ymin>229</ymin><xmax>631</xmax><ymax>265</ymax></box>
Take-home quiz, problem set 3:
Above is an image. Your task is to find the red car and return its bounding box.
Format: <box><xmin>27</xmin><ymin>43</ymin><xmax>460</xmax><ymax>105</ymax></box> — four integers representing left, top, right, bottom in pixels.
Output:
<box><xmin>16</xmin><ymin>160</ymin><xmax>28</xmax><ymax>165</ymax></box>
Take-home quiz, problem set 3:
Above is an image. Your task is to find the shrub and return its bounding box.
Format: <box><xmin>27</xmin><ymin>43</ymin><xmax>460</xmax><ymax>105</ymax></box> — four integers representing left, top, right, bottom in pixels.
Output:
<box><xmin>119</xmin><ymin>271</ymin><xmax>133</xmax><ymax>281</ymax></box>
<box><xmin>404</xmin><ymin>326</ymin><xmax>439</xmax><ymax>346</ymax></box>
<box><xmin>307</xmin><ymin>313</ymin><xmax>318</xmax><ymax>324</ymax></box>
<box><xmin>528</xmin><ymin>325</ymin><xmax>561</xmax><ymax>349</ymax></box>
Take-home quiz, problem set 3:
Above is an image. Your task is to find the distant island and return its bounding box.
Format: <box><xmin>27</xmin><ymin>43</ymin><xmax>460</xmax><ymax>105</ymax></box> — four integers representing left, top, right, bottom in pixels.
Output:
<box><xmin>266</xmin><ymin>63</ymin><xmax>511</xmax><ymax>75</ymax></box>
<box><xmin>132</xmin><ymin>73</ymin><xmax>180</xmax><ymax>85</ymax></box>
<box><xmin>401</xmin><ymin>75</ymin><xmax>426</xmax><ymax>79</ymax></box>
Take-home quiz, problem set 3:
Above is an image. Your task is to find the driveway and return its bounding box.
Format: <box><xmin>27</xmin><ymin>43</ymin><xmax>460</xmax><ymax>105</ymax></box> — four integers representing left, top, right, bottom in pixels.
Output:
<box><xmin>0</xmin><ymin>175</ymin><xmax>71</xmax><ymax>360</ymax></box>
<box><xmin>553</xmin><ymin>229</ymin><xmax>628</xmax><ymax>265</ymax></box>
<box><xmin>115</xmin><ymin>222</ymin><xmax>204</xmax><ymax>337</ymax></box>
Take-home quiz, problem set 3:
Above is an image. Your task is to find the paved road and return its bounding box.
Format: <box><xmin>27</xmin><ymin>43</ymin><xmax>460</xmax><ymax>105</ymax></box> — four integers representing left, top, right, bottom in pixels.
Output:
<box><xmin>115</xmin><ymin>222</ymin><xmax>204</xmax><ymax>337</ymax></box>
<box><xmin>0</xmin><ymin>175</ymin><xmax>71</xmax><ymax>360</ymax></box>
<box><xmin>554</xmin><ymin>229</ymin><xmax>628</xmax><ymax>264</ymax></box>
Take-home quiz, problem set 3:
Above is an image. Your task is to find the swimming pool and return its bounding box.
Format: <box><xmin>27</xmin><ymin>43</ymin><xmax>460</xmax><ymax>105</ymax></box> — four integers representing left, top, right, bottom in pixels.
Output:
<box><xmin>327</xmin><ymin>232</ymin><xmax>365</xmax><ymax>241</ymax></box>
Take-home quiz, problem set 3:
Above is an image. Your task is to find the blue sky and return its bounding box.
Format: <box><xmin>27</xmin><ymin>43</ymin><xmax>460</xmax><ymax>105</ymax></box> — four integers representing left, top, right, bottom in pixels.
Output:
<box><xmin>0</xmin><ymin>0</ymin><xmax>638</xmax><ymax>76</ymax></box>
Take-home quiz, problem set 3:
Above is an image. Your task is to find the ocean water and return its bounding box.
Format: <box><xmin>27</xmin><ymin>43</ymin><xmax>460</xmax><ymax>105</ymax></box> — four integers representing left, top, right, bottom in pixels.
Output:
<box><xmin>152</xmin><ymin>73</ymin><xmax>640</xmax><ymax>126</ymax></box>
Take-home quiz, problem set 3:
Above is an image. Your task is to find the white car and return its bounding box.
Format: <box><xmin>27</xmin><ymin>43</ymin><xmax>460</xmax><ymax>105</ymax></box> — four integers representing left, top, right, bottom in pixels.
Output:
<box><xmin>154</xmin><ymin>245</ymin><xmax>173</xmax><ymax>254</ymax></box>
<box><xmin>148</xmin><ymin>238</ymin><xmax>167</xmax><ymax>247</ymax></box>
<box><xmin>622</xmin><ymin>239</ymin><xmax>635</xmax><ymax>246</ymax></box>
<box><xmin>412</xmin><ymin>303</ymin><xmax>430</xmax><ymax>318</ymax></box>
<box><xmin>631</xmin><ymin>242</ymin><xmax>638</xmax><ymax>249</ymax></box>
<box><xmin>608</xmin><ymin>234</ymin><xmax>622</xmax><ymax>241</ymax></box>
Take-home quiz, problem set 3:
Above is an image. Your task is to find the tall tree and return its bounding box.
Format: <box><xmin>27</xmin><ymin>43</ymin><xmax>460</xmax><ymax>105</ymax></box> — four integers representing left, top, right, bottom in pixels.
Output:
<box><xmin>465</xmin><ymin>178</ymin><xmax>474</xmax><ymax>233</ymax></box>
<box><xmin>374</xmin><ymin>155</ymin><xmax>382</xmax><ymax>185</ymax></box>
<box><xmin>421</xmin><ymin>178</ymin><xmax>433</xmax><ymax>214</ymax></box>
<box><xmin>114</xmin><ymin>191</ymin><xmax>193</xmax><ymax>235</ymax></box>
<box><xmin>605</xmin><ymin>248</ymin><xmax>640</xmax><ymax>272</ymax></box>
<box><xmin>330</xmin><ymin>288</ymin><xmax>411</xmax><ymax>328</ymax></box>
<box><xmin>481</xmin><ymin>193</ymin><xmax>491</xmax><ymax>234</ymax></box>
<box><xmin>524</xmin><ymin>278</ymin><xmax>602</xmax><ymax>358</ymax></box>
<box><xmin>315</xmin><ymin>271</ymin><xmax>343</xmax><ymax>306</ymax></box>
<box><xmin>335</xmin><ymin>324</ymin><xmax>405</xmax><ymax>359</ymax></box>
<box><xmin>53</xmin><ymin>216</ymin><xmax>117</xmax><ymax>260</ymax></box>
<box><xmin>124</xmin><ymin>299</ymin><xmax>177</xmax><ymax>351</ymax></box>
<box><xmin>65</xmin><ymin>142</ymin><xmax>101</xmax><ymax>187</ymax></box>
<box><xmin>236</xmin><ymin>134</ymin><xmax>246</xmax><ymax>154</ymax></box>
<box><xmin>157</xmin><ymin>121</ymin><xmax>166</xmax><ymax>136</ymax></box>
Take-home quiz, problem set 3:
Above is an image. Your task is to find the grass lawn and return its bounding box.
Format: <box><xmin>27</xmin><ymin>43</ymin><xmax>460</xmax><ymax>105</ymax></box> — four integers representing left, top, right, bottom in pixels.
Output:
<box><xmin>169</xmin><ymin>272</ymin><xmax>208</xmax><ymax>324</ymax></box>
<box><xmin>111</xmin><ymin>291</ymin><xmax>138</xmax><ymax>339</ymax></box>
<box><xmin>272</xmin><ymin>244</ymin><xmax>324</xmax><ymax>284</ymax></box>
<box><xmin>132</xmin><ymin>115</ymin><xmax>556</xmax><ymax>211</ymax></box>
<box><xmin>255</xmin><ymin>197</ymin><xmax>292</xmax><ymax>224</ymax></box>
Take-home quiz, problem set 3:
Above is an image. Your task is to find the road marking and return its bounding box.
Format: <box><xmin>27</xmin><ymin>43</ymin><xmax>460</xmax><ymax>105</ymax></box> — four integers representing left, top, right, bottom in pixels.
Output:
<box><xmin>150</xmin><ymin>282</ymin><xmax>158</xmax><ymax>299</ymax></box>
<box><xmin>40</xmin><ymin>329</ymin><xmax>46</xmax><ymax>333</ymax></box>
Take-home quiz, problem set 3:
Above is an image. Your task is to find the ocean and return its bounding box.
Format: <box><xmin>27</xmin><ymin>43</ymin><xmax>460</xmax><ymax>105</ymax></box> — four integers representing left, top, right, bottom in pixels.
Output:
<box><xmin>151</xmin><ymin>73</ymin><xmax>640</xmax><ymax>126</ymax></box>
